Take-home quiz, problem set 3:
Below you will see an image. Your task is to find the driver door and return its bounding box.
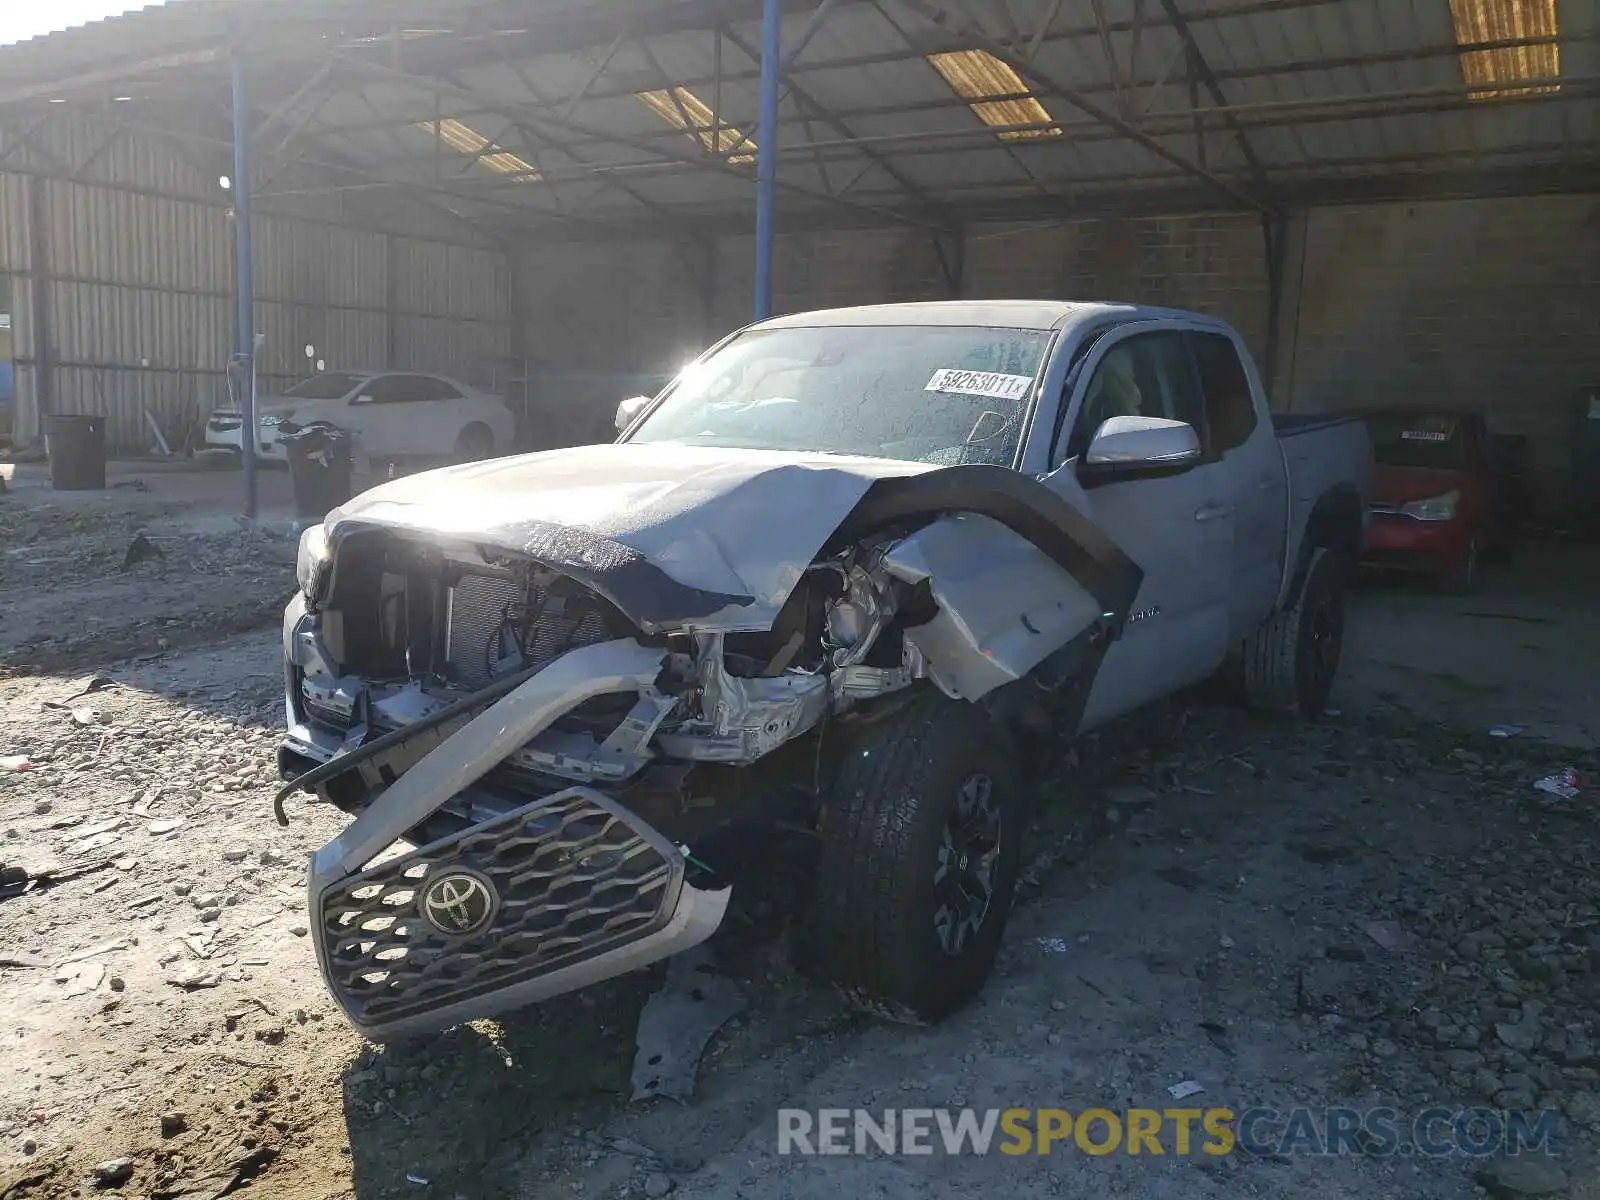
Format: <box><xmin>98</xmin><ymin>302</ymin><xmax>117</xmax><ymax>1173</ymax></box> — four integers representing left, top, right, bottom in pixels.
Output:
<box><xmin>1042</xmin><ymin>323</ymin><xmax>1233</xmax><ymax>728</ymax></box>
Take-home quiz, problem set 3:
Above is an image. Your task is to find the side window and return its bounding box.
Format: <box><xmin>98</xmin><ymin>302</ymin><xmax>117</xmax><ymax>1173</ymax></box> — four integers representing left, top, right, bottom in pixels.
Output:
<box><xmin>379</xmin><ymin>376</ymin><xmax>435</xmax><ymax>404</ymax></box>
<box><xmin>1057</xmin><ymin>332</ymin><xmax>1203</xmax><ymax>467</ymax></box>
<box><xmin>428</xmin><ymin>378</ymin><xmax>463</xmax><ymax>401</ymax></box>
<box><xmin>358</xmin><ymin>377</ymin><xmax>404</xmax><ymax>405</ymax></box>
<box><xmin>1192</xmin><ymin>332</ymin><xmax>1258</xmax><ymax>454</ymax></box>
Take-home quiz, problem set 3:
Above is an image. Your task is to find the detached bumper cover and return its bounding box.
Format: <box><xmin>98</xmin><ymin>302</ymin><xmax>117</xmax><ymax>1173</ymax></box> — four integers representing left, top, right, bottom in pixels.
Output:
<box><xmin>285</xmin><ymin>624</ymin><xmax>730</xmax><ymax>1039</ymax></box>
<box><xmin>312</xmin><ymin>786</ymin><xmax>728</xmax><ymax>1038</ymax></box>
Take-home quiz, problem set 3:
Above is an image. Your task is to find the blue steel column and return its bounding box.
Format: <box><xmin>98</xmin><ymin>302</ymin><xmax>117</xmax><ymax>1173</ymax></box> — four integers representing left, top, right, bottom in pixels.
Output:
<box><xmin>231</xmin><ymin>46</ymin><xmax>257</xmax><ymax>519</ymax></box>
<box><xmin>753</xmin><ymin>0</ymin><xmax>781</xmax><ymax>320</ymax></box>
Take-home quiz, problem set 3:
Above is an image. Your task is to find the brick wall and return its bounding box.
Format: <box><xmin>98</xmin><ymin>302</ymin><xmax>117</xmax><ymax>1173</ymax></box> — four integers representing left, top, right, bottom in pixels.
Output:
<box><xmin>1278</xmin><ymin>195</ymin><xmax>1600</xmax><ymax>480</ymax></box>
<box><xmin>517</xmin><ymin>213</ymin><xmax>1271</xmax><ymax>440</ymax></box>
<box><xmin>518</xmin><ymin>195</ymin><xmax>1600</xmax><ymax>471</ymax></box>
<box><xmin>965</xmin><ymin>214</ymin><xmax>1271</xmax><ymax>364</ymax></box>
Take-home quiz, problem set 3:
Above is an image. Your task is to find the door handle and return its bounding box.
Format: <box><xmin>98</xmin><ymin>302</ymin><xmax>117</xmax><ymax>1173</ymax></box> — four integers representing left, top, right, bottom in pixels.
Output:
<box><xmin>1194</xmin><ymin>502</ymin><xmax>1235</xmax><ymax>522</ymax></box>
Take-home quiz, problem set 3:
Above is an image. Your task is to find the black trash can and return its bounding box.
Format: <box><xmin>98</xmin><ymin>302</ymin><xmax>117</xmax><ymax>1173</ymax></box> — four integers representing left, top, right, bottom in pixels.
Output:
<box><xmin>281</xmin><ymin>424</ymin><xmax>354</xmax><ymax>521</ymax></box>
<box><xmin>46</xmin><ymin>413</ymin><xmax>107</xmax><ymax>491</ymax></box>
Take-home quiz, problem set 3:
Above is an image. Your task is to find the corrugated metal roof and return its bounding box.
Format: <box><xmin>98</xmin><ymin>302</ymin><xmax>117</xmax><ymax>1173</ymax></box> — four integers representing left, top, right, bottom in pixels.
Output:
<box><xmin>0</xmin><ymin>0</ymin><xmax>1594</xmax><ymax>235</ymax></box>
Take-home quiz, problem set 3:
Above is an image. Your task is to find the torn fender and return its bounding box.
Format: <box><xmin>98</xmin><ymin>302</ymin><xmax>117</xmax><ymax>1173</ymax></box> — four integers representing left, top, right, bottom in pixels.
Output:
<box><xmin>852</xmin><ymin>466</ymin><xmax>1144</xmax><ymax>702</ymax></box>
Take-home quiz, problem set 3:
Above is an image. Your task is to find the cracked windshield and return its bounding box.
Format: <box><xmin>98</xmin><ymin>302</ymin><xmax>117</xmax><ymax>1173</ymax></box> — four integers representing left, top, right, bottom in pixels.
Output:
<box><xmin>627</xmin><ymin>324</ymin><xmax>1051</xmax><ymax>466</ymax></box>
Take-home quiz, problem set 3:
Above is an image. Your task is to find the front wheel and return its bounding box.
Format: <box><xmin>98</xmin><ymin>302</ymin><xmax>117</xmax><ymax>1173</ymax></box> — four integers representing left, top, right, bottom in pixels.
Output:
<box><xmin>1238</xmin><ymin>546</ymin><xmax>1348</xmax><ymax>717</ymax></box>
<box><xmin>800</xmin><ymin>692</ymin><xmax>1025</xmax><ymax>1025</ymax></box>
<box><xmin>454</xmin><ymin>422</ymin><xmax>494</xmax><ymax>463</ymax></box>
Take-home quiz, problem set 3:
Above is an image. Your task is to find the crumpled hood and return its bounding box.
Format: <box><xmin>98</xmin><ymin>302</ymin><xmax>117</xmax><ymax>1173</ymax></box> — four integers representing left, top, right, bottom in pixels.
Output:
<box><xmin>324</xmin><ymin>442</ymin><xmax>936</xmax><ymax>632</ymax></box>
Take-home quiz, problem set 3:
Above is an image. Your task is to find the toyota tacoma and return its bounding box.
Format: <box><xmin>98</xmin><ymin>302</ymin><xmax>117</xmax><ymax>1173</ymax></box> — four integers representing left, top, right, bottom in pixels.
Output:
<box><xmin>274</xmin><ymin>301</ymin><xmax>1371</xmax><ymax>1040</ymax></box>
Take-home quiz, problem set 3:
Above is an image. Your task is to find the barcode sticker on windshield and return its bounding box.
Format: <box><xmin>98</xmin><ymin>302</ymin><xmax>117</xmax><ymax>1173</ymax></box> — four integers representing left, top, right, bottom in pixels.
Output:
<box><xmin>1400</xmin><ymin>430</ymin><xmax>1449</xmax><ymax>442</ymax></box>
<box><xmin>925</xmin><ymin>369</ymin><xmax>1033</xmax><ymax>401</ymax></box>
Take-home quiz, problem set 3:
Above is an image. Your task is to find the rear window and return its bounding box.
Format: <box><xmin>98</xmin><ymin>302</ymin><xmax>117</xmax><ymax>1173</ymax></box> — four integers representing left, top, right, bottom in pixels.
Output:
<box><xmin>1363</xmin><ymin>413</ymin><xmax>1469</xmax><ymax>469</ymax></box>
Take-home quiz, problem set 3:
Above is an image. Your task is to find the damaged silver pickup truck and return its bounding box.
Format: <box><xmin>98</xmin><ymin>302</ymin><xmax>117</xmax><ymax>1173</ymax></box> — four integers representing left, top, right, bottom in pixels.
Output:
<box><xmin>274</xmin><ymin>301</ymin><xmax>1371</xmax><ymax>1040</ymax></box>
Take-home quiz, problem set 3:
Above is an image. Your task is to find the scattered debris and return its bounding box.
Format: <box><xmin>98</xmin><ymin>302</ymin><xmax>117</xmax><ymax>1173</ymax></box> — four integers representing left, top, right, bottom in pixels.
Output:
<box><xmin>151</xmin><ymin>1145</ymin><xmax>276</xmax><ymax>1200</ymax></box>
<box><xmin>1035</xmin><ymin>937</ymin><xmax>1069</xmax><ymax>954</ymax></box>
<box><xmin>405</xmin><ymin>1172</ymin><xmax>430</xmax><ymax>1186</ymax></box>
<box><xmin>160</xmin><ymin>1112</ymin><xmax>187</xmax><ymax>1138</ymax></box>
<box><xmin>1156</xmin><ymin>865</ymin><xmax>1205</xmax><ymax>891</ymax></box>
<box><xmin>1488</xmin><ymin>724</ymin><xmax>1524</xmax><ymax>739</ymax></box>
<box><xmin>148</xmin><ymin>818</ymin><xmax>184</xmax><ymax>835</ymax></box>
<box><xmin>70</xmin><ymin>831</ymin><xmax>122</xmax><ymax>856</ymax></box>
<box><xmin>166</xmin><ymin>966</ymin><xmax>222</xmax><ymax>991</ymax></box>
<box><xmin>54</xmin><ymin>961</ymin><xmax>106</xmax><ymax>997</ymax></box>
<box><xmin>0</xmin><ymin>755</ymin><xmax>34</xmax><ymax>773</ymax></box>
<box><xmin>1360</xmin><ymin>920</ymin><xmax>1410</xmax><ymax>952</ymax></box>
<box><xmin>120</xmin><ymin>533</ymin><xmax>164</xmax><ymax>570</ymax></box>
<box><xmin>630</xmin><ymin>946</ymin><xmax>747</xmax><ymax>1102</ymax></box>
<box><xmin>0</xmin><ymin>1164</ymin><xmax>53</xmax><ymax>1199</ymax></box>
<box><xmin>1532</xmin><ymin>767</ymin><xmax>1585</xmax><ymax>801</ymax></box>
<box><xmin>1166</xmin><ymin>1080</ymin><xmax>1205</xmax><ymax>1100</ymax></box>
<box><xmin>56</xmin><ymin>938</ymin><xmax>132</xmax><ymax>966</ymax></box>
<box><xmin>1476</xmin><ymin>1156</ymin><xmax>1569</xmax><ymax>1198</ymax></box>
<box><xmin>41</xmin><ymin>675</ymin><xmax>118</xmax><ymax>710</ymax></box>
<box><xmin>92</xmin><ymin>1158</ymin><xmax>135</xmax><ymax>1188</ymax></box>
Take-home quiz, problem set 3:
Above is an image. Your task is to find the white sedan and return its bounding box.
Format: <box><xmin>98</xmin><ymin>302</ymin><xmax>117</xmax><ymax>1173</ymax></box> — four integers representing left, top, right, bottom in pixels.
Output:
<box><xmin>205</xmin><ymin>370</ymin><xmax>515</xmax><ymax>463</ymax></box>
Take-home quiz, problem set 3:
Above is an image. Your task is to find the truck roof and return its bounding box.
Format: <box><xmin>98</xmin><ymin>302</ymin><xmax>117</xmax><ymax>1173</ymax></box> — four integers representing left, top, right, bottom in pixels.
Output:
<box><xmin>753</xmin><ymin>299</ymin><xmax>1228</xmax><ymax>333</ymax></box>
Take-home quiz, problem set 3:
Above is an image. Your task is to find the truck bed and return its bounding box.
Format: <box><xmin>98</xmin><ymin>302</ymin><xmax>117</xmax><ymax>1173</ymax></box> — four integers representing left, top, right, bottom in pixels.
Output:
<box><xmin>1273</xmin><ymin>412</ymin><xmax>1365</xmax><ymax>436</ymax></box>
<box><xmin>1275</xmin><ymin>411</ymin><xmax>1372</xmax><ymax>601</ymax></box>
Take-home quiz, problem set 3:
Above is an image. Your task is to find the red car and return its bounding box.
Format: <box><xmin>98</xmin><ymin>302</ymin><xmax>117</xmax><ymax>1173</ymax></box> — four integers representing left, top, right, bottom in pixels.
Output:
<box><xmin>1357</xmin><ymin>409</ymin><xmax>1497</xmax><ymax>592</ymax></box>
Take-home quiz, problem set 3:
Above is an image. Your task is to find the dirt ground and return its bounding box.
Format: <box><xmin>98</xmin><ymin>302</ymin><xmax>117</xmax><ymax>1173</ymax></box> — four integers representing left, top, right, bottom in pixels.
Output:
<box><xmin>2</xmin><ymin>462</ymin><xmax>1598</xmax><ymax>1200</ymax></box>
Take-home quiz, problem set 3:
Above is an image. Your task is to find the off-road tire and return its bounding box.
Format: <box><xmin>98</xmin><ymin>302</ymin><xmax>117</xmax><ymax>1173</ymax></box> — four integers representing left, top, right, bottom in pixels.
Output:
<box><xmin>800</xmin><ymin>691</ymin><xmax>1025</xmax><ymax>1025</ymax></box>
<box><xmin>1238</xmin><ymin>545</ymin><xmax>1347</xmax><ymax>717</ymax></box>
<box><xmin>455</xmin><ymin>422</ymin><xmax>494</xmax><ymax>463</ymax></box>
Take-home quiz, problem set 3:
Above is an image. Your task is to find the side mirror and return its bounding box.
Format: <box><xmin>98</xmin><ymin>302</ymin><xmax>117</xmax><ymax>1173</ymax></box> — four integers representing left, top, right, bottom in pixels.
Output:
<box><xmin>615</xmin><ymin>395</ymin><xmax>651</xmax><ymax>434</ymax></box>
<box><xmin>1080</xmin><ymin>415</ymin><xmax>1202</xmax><ymax>481</ymax></box>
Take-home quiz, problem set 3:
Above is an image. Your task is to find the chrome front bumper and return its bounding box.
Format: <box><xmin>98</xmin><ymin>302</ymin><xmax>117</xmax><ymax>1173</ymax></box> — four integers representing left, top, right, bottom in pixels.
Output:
<box><xmin>279</xmin><ymin>597</ymin><xmax>730</xmax><ymax>1040</ymax></box>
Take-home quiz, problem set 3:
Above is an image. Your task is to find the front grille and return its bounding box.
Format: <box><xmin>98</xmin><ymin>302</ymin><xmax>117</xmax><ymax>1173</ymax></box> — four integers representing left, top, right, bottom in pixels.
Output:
<box><xmin>445</xmin><ymin>573</ymin><xmax>612</xmax><ymax>690</ymax></box>
<box><xmin>316</xmin><ymin>789</ymin><xmax>680</xmax><ymax>1028</ymax></box>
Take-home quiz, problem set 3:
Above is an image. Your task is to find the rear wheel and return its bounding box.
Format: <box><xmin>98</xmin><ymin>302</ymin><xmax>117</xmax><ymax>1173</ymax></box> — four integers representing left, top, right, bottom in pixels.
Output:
<box><xmin>455</xmin><ymin>422</ymin><xmax>494</xmax><ymax>463</ymax></box>
<box><xmin>1238</xmin><ymin>546</ymin><xmax>1348</xmax><ymax>717</ymax></box>
<box><xmin>800</xmin><ymin>692</ymin><xmax>1025</xmax><ymax>1024</ymax></box>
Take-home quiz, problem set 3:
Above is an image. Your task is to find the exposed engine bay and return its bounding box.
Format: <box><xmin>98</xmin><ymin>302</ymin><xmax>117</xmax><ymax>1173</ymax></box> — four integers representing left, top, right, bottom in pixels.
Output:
<box><xmin>289</xmin><ymin>530</ymin><xmax>927</xmax><ymax>783</ymax></box>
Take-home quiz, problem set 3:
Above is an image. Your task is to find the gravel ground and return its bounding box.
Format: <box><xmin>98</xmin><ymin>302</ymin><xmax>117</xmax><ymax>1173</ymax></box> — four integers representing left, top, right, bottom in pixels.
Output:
<box><xmin>1</xmin><ymin>487</ymin><xmax>1597</xmax><ymax>1199</ymax></box>
<box><xmin>0</xmin><ymin>490</ymin><xmax>296</xmax><ymax>676</ymax></box>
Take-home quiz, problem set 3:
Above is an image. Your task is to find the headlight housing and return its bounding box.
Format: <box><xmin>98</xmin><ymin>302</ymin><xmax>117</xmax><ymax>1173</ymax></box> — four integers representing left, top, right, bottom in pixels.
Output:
<box><xmin>295</xmin><ymin>523</ymin><xmax>331</xmax><ymax>605</ymax></box>
<box><xmin>1401</xmin><ymin>490</ymin><xmax>1460</xmax><ymax>521</ymax></box>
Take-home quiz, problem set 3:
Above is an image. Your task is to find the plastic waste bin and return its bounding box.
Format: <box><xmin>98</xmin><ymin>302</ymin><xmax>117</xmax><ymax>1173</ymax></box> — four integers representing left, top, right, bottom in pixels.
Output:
<box><xmin>46</xmin><ymin>413</ymin><xmax>107</xmax><ymax>491</ymax></box>
<box><xmin>281</xmin><ymin>424</ymin><xmax>354</xmax><ymax>521</ymax></box>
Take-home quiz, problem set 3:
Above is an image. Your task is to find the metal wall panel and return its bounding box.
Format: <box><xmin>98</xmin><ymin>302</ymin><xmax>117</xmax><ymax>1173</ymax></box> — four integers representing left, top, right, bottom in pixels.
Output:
<box><xmin>38</xmin><ymin>117</ymin><xmax>214</xmax><ymax>198</ymax></box>
<box><xmin>392</xmin><ymin>314</ymin><xmax>507</xmax><ymax>387</ymax></box>
<box><xmin>0</xmin><ymin>173</ymin><xmax>29</xmax><ymax>272</ymax></box>
<box><xmin>255</xmin><ymin>301</ymin><xmax>389</xmax><ymax>376</ymax></box>
<box><xmin>49</xmin><ymin>280</ymin><xmax>229</xmax><ymax>369</ymax></box>
<box><xmin>253</xmin><ymin>215</ymin><xmax>388</xmax><ymax>312</ymax></box>
<box><xmin>46</xmin><ymin>181</ymin><xmax>231</xmax><ymax>293</ymax></box>
<box><xmin>393</xmin><ymin>238</ymin><xmax>507</xmax><ymax>323</ymax></box>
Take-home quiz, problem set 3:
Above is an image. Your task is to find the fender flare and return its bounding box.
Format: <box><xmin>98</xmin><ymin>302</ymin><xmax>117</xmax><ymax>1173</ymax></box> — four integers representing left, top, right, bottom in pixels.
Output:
<box><xmin>1284</xmin><ymin>483</ymin><xmax>1364</xmax><ymax>609</ymax></box>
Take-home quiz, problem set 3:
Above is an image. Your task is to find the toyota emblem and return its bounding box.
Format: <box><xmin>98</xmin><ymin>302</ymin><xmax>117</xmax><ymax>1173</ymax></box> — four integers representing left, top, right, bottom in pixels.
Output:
<box><xmin>420</xmin><ymin>869</ymin><xmax>498</xmax><ymax>937</ymax></box>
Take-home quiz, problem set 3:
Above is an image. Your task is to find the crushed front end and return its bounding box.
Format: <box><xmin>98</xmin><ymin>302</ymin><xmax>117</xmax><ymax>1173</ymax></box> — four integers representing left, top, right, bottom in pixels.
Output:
<box><xmin>274</xmin><ymin>520</ymin><xmax>932</xmax><ymax>1039</ymax></box>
